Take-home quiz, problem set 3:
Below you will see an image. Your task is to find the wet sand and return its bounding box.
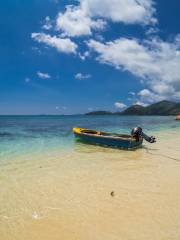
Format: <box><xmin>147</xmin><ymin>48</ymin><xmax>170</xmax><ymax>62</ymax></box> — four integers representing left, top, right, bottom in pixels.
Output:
<box><xmin>1</xmin><ymin>129</ymin><xmax>180</xmax><ymax>240</ymax></box>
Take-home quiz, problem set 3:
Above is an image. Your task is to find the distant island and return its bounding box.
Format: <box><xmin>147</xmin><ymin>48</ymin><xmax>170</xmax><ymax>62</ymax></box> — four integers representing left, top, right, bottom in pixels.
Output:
<box><xmin>86</xmin><ymin>101</ymin><xmax>180</xmax><ymax>116</ymax></box>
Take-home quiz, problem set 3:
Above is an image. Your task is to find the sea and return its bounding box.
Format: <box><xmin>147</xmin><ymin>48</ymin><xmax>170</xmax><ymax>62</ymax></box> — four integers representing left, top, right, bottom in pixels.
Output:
<box><xmin>0</xmin><ymin>115</ymin><xmax>179</xmax><ymax>160</ymax></box>
<box><xmin>0</xmin><ymin>115</ymin><xmax>180</xmax><ymax>240</ymax></box>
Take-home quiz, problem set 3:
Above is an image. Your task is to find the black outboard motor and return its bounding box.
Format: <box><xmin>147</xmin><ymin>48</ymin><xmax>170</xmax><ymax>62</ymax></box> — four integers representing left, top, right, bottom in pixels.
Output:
<box><xmin>131</xmin><ymin>127</ymin><xmax>143</xmax><ymax>142</ymax></box>
<box><xmin>131</xmin><ymin>127</ymin><xmax>156</xmax><ymax>143</ymax></box>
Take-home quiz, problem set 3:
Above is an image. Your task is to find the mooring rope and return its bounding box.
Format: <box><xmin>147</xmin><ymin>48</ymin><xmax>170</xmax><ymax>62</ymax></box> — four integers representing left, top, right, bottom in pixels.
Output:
<box><xmin>145</xmin><ymin>147</ymin><xmax>180</xmax><ymax>163</ymax></box>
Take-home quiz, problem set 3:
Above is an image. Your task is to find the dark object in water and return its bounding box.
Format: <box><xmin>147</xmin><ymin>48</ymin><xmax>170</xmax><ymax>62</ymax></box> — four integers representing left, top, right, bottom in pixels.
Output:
<box><xmin>73</xmin><ymin>127</ymin><xmax>156</xmax><ymax>149</ymax></box>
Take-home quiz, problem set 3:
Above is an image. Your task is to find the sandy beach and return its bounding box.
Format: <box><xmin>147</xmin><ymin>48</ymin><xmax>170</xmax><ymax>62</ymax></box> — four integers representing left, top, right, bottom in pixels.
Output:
<box><xmin>1</xmin><ymin>128</ymin><xmax>180</xmax><ymax>240</ymax></box>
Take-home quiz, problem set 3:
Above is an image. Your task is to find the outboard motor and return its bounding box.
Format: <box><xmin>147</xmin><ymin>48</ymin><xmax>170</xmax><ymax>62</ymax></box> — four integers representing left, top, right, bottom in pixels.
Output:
<box><xmin>131</xmin><ymin>127</ymin><xmax>156</xmax><ymax>143</ymax></box>
<box><xmin>131</xmin><ymin>127</ymin><xmax>143</xmax><ymax>142</ymax></box>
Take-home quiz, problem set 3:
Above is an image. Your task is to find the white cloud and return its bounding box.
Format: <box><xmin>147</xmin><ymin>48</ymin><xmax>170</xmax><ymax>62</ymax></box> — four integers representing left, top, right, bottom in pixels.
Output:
<box><xmin>32</xmin><ymin>0</ymin><xmax>157</xmax><ymax>59</ymax></box>
<box><xmin>56</xmin><ymin>5</ymin><xmax>106</xmax><ymax>37</ymax></box>
<box><xmin>42</xmin><ymin>16</ymin><xmax>52</xmax><ymax>30</ymax></box>
<box><xmin>75</xmin><ymin>73</ymin><xmax>91</xmax><ymax>80</ymax></box>
<box><xmin>138</xmin><ymin>89</ymin><xmax>151</xmax><ymax>97</ymax></box>
<box><xmin>37</xmin><ymin>71</ymin><xmax>51</xmax><ymax>79</ymax></box>
<box><xmin>87</xmin><ymin>36</ymin><xmax>180</xmax><ymax>102</ymax></box>
<box><xmin>81</xmin><ymin>0</ymin><xmax>156</xmax><ymax>25</ymax></box>
<box><xmin>79</xmin><ymin>51</ymin><xmax>90</xmax><ymax>60</ymax></box>
<box><xmin>55</xmin><ymin>0</ymin><xmax>156</xmax><ymax>38</ymax></box>
<box><xmin>31</xmin><ymin>33</ymin><xmax>78</xmax><ymax>54</ymax></box>
<box><xmin>129</xmin><ymin>91</ymin><xmax>136</xmax><ymax>96</ymax></box>
<box><xmin>137</xmin><ymin>88</ymin><xmax>164</xmax><ymax>103</ymax></box>
<box><xmin>133</xmin><ymin>101</ymin><xmax>147</xmax><ymax>106</ymax></box>
<box><xmin>114</xmin><ymin>102</ymin><xmax>127</xmax><ymax>109</ymax></box>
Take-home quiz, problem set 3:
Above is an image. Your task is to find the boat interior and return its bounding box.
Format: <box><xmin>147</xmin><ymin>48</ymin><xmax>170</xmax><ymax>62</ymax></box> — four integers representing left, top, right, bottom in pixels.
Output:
<box><xmin>80</xmin><ymin>129</ymin><xmax>132</xmax><ymax>139</ymax></box>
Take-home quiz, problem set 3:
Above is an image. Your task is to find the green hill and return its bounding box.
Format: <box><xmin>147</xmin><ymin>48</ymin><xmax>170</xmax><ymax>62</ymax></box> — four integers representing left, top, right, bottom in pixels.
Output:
<box><xmin>120</xmin><ymin>105</ymin><xmax>145</xmax><ymax>115</ymax></box>
<box><xmin>86</xmin><ymin>101</ymin><xmax>180</xmax><ymax>116</ymax></box>
<box><xmin>85</xmin><ymin>111</ymin><xmax>113</xmax><ymax>115</ymax></box>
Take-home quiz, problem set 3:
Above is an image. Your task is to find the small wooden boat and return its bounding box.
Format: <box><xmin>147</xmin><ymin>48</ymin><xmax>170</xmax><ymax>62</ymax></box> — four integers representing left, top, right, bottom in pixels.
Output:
<box><xmin>73</xmin><ymin>127</ymin><xmax>143</xmax><ymax>149</ymax></box>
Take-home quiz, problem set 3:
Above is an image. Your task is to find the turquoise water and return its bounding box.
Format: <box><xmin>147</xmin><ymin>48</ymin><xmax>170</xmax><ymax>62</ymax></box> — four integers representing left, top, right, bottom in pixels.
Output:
<box><xmin>0</xmin><ymin>115</ymin><xmax>179</xmax><ymax>160</ymax></box>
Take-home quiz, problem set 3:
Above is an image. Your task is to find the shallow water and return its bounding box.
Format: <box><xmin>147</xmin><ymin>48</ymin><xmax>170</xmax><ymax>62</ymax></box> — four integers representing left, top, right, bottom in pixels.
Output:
<box><xmin>0</xmin><ymin>115</ymin><xmax>179</xmax><ymax>159</ymax></box>
<box><xmin>0</xmin><ymin>116</ymin><xmax>180</xmax><ymax>240</ymax></box>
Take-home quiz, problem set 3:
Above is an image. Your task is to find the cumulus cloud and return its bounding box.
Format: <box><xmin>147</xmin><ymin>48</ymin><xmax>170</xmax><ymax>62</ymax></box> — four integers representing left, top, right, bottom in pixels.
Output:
<box><xmin>31</xmin><ymin>0</ymin><xmax>180</xmax><ymax>105</ymax></box>
<box><xmin>81</xmin><ymin>0</ymin><xmax>156</xmax><ymax>24</ymax></box>
<box><xmin>31</xmin><ymin>33</ymin><xmax>78</xmax><ymax>54</ymax></box>
<box><xmin>75</xmin><ymin>73</ymin><xmax>91</xmax><ymax>80</ymax></box>
<box><xmin>37</xmin><ymin>71</ymin><xmax>51</xmax><ymax>79</ymax></box>
<box><xmin>32</xmin><ymin>0</ymin><xmax>157</xmax><ymax>56</ymax></box>
<box><xmin>114</xmin><ymin>102</ymin><xmax>127</xmax><ymax>109</ymax></box>
<box><xmin>56</xmin><ymin>5</ymin><xmax>106</xmax><ymax>37</ymax></box>
<box><xmin>55</xmin><ymin>0</ymin><xmax>156</xmax><ymax>37</ymax></box>
<box><xmin>137</xmin><ymin>89</ymin><xmax>162</xmax><ymax>103</ymax></box>
<box><xmin>87</xmin><ymin>36</ymin><xmax>180</xmax><ymax>102</ymax></box>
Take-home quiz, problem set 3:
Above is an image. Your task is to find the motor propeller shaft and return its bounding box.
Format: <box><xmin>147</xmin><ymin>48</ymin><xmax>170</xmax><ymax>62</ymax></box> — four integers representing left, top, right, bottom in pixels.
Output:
<box><xmin>142</xmin><ymin>132</ymin><xmax>156</xmax><ymax>143</ymax></box>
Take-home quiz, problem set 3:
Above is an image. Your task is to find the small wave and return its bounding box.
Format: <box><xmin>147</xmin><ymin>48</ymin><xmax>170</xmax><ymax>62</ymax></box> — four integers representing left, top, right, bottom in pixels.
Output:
<box><xmin>0</xmin><ymin>132</ymin><xmax>13</xmax><ymax>137</ymax></box>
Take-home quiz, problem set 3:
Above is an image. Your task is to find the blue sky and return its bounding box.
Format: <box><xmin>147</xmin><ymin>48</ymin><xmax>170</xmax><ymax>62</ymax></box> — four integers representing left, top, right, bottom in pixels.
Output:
<box><xmin>0</xmin><ymin>0</ymin><xmax>180</xmax><ymax>114</ymax></box>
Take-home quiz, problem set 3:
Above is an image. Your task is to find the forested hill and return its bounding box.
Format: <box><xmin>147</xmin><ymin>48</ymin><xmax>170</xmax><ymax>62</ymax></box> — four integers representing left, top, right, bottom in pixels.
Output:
<box><xmin>86</xmin><ymin>101</ymin><xmax>180</xmax><ymax>116</ymax></box>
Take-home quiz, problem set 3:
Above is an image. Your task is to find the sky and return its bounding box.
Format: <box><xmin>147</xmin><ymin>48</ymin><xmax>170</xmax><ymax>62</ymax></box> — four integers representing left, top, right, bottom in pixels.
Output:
<box><xmin>0</xmin><ymin>0</ymin><xmax>180</xmax><ymax>115</ymax></box>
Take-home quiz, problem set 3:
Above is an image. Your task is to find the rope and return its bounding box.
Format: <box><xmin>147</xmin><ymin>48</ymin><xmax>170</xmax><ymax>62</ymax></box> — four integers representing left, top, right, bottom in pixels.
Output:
<box><xmin>145</xmin><ymin>147</ymin><xmax>180</xmax><ymax>163</ymax></box>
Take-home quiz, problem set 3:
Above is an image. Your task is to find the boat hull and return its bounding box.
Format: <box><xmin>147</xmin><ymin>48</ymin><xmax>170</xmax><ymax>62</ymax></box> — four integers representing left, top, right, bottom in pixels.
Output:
<box><xmin>73</xmin><ymin>128</ymin><xmax>143</xmax><ymax>150</ymax></box>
